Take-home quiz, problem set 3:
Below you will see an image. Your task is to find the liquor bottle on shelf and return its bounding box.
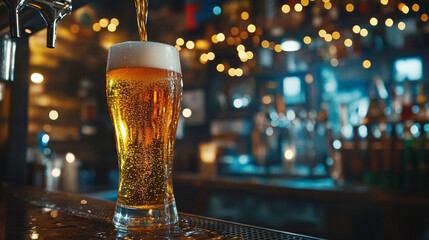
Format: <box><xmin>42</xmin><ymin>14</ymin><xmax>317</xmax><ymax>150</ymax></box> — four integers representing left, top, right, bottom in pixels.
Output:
<box><xmin>388</xmin><ymin>86</ymin><xmax>402</xmax><ymax>189</ymax></box>
<box><xmin>415</xmin><ymin>84</ymin><xmax>428</xmax><ymax>190</ymax></box>
<box><xmin>402</xmin><ymin>121</ymin><xmax>415</xmax><ymax>190</ymax></box>
<box><xmin>349</xmin><ymin>125</ymin><xmax>363</xmax><ymax>183</ymax></box>
<box><xmin>339</xmin><ymin>103</ymin><xmax>355</xmax><ymax>183</ymax></box>
<box><xmin>389</xmin><ymin>118</ymin><xmax>401</xmax><ymax>189</ymax></box>
<box><xmin>317</xmin><ymin>103</ymin><xmax>338</xmax><ymax>181</ymax></box>
<box><xmin>415</xmin><ymin>84</ymin><xmax>428</xmax><ymax>122</ymax></box>
<box><xmin>401</xmin><ymin>81</ymin><xmax>416</xmax><ymax>191</ymax></box>
<box><xmin>362</xmin><ymin>86</ymin><xmax>381</xmax><ymax>125</ymax></box>
<box><xmin>401</xmin><ymin>81</ymin><xmax>413</xmax><ymax>122</ymax></box>
<box><xmin>373</xmin><ymin>78</ymin><xmax>391</xmax><ymax>187</ymax></box>
<box><xmin>252</xmin><ymin>111</ymin><xmax>268</xmax><ymax>167</ymax></box>
<box><xmin>252</xmin><ymin>107</ymin><xmax>279</xmax><ymax>175</ymax></box>
<box><xmin>275</xmin><ymin>95</ymin><xmax>297</xmax><ymax>175</ymax></box>
<box><xmin>362</xmin><ymin>84</ymin><xmax>386</xmax><ymax>185</ymax></box>
<box><xmin>303</xmin><ymin>110</ymin><xmax>318</xmax><ymax>176</ymax></box>
<box><xmin>417</xmin><ymin>123</ymin><xmax>428</xmax><ymax>191</ymax></box>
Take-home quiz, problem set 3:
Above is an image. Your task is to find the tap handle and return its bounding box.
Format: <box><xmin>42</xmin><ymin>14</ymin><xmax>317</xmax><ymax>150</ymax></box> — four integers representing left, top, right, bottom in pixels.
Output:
<box><xmin>28</xmin><ymin>0</ymin><xmax>72</xmax><ymax>48</ymax></box>
<box><xmin>1</xmin><ymin>0</ymin><xmax>31</xmax><ymax>37</ymax></box>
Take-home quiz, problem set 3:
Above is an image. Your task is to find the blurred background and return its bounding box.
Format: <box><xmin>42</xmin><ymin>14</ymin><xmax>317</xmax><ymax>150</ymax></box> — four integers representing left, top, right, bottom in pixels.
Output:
<box><xmin>0</xmin><ymin>0</ymin><xmax>428</xmax><ymax>239</ymax></box>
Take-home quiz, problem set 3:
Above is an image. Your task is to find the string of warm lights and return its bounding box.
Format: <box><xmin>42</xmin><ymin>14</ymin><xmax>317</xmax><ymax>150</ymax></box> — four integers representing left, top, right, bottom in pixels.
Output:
<box><xmin>175</xmin><ymin>11</ymin><xmax>299</xmax><ymax>77</ymax></box>
<box><xmin>92</xmin><ymin>18</ymin><xmax>120</xmax><ymax>33</ymax></box>
<box><xmin>174</xmin><ymin>0</ymin><xmax>427</xmax><ymax>76</ymax></box>
<box><xmin>62</xmin><ymin>0</ymin><xmax>426</xmax><ymax>75</ymax></box>
<box><xmin>290</xmin><ymin>0</ymin><xmax>427</xmax><ymax>69</ymax></box>
<box><xmin>175</xmin><ymin>11</ymin><xmax>268</xmax><ymax>77</ymax></box>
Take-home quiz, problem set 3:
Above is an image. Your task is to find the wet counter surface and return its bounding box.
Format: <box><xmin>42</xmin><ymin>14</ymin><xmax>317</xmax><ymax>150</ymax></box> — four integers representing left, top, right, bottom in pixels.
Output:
<box><xmin>0</xmin><ymin>183</ymin><xmax>323</xmax><ymax>240</ymax></box>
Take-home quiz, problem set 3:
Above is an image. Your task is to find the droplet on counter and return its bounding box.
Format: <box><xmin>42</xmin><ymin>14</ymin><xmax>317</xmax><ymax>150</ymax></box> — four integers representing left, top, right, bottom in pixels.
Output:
<box><xmin>30</xmin><ymin>232</ymin><xmax>39</xmax><ymax>239</ymax></box>
<box><xmin>50</xmin><ymin>210</ymin><xmax>58</xmax><ymax>218</ymax></box>
<box><xmin>42</xmin><ymin>207</ymin><xmax>52</xmax><ymax>212</ymax></box>
<box><xmin>87</xmin><ymin>210</ymin><xmax>92</xmax><ymax>213</ymax></box>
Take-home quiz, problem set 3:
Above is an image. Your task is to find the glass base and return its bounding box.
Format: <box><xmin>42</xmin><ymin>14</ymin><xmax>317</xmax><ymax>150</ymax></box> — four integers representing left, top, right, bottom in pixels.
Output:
<box><xmin>113</xmin><ymin>201</ymin><xmax>178</xmax><ymax>229</ymax></box>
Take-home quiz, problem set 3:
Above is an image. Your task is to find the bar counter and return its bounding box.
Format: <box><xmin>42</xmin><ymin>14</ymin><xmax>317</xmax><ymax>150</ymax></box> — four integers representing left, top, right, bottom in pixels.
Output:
<box><xmin>172</xmin><ymin>174</ymin><xmax>429</xmax><ymax>239</ymax></box>
<box><xmin>173</xmin><ymin>174</ymin><xmax>429</xmax><ymax>205</ymax></box>
<box><xmin>0</xmin><ymin>183</ymin><xmax>323</xmax><ymax>240</ymax></box>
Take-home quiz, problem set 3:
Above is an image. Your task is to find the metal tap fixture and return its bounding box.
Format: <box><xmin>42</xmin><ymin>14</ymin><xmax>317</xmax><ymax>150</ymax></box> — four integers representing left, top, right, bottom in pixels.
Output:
<box><xmin>27</xmin><ymin>0</ymin><xmax>72</xmax><ymax>48</ymax></box>
<box><xmin>0</xmin><ymin>0</ymin><xmax>30</xmax><ymax>38</ymax></box>
<box><xmin>0</xmin><ymin>36</ymin><xmax>16</xmax><ymax>82</ymax></box>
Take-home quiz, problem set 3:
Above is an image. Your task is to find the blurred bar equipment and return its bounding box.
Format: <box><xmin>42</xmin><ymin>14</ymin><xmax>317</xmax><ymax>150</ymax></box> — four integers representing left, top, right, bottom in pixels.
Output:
<box><xmin>0</xmin><ymin>36</ymin><xmax>16</xmax><ymax>81</ymax></box>
<box><xmin>0</xmin><ymin>0</ymin><xmax>30</xmax><ymax>37</ymax></box>
<box><xmin>0</xmin><ymin>35</ymin><xmax>26</xmax><ymax>185</ymax></box>
<box><xmin>0</xmin><ymin>0</ymin><xmax>72</xmax><ymax>183</ymax></box>
<box><xmin>0</xmin><ymin>36</ymin><xmax>17</xmax><ymax>181</ymax></box>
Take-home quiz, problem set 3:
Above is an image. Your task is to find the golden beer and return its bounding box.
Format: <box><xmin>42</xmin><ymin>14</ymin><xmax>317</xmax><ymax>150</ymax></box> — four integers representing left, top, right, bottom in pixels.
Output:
<box><xmin>107</xmin><ymin>67</ymin><xmax>182</xmax><ymax>207</ymax></box>
<box><xmin>107</xmin><ymin>41</ymin><xmax>182</xmax><ymax>229</ymax></box>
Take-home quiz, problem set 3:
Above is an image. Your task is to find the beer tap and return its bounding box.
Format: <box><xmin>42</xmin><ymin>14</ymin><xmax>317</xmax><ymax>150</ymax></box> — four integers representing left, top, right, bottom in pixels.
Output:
<box><xmin>0</xmin><ymin>0</ymin><xmax>31</xmax><ymax>38</ymax></box>
<box><xmin>27</xmin><ymin>0</ymin><xmax>72</xmax><ymax>48</ymax></box>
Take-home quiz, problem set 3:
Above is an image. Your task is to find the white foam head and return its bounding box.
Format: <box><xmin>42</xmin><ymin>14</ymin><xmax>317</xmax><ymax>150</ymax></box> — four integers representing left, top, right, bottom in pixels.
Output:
<box><xmin>107</xmin><ymin>41</ymin><xmax>181</xmax><ymax>74</ymax></box>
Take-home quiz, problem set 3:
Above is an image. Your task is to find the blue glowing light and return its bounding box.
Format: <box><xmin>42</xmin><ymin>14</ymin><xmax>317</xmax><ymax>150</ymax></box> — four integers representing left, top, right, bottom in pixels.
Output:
<box><xmin>350</xmin><ymin>113</ymin><xmax>359</xmax><ymax>126</ymax></box>
<box><xmin>321</xmin><ymin>68</ymin><xmax>337</xmax><ymax>93</ymax></box>
<box><xmin>213</xmin><ymin>6</ymin><xmax>222</xmax><ymax>15</ymax></box>
<box><xmin>396</xmin><ymin>123</ymin><xmax>404</xmax><ymax>136</ymax></box>
<box><xmin>41</xmin><ymin>134</ymin><xmax>50</xmax><ymax>145</ymax></box>
<box><xmin>394</xmin><ymin>85</ymin><xmax>404</xmax><ymax>95</ymax></box>
<box><xmin>238</xmin><ymin>155</ymin><xmax>249</xmax><ymax>164</ymax></box>
<box><xmin>270</xmin><ymin>111</ymin><xmax>278</xmax><ymax>120</ymax></box>
<box><xmin>326</xmin><ymin>157</ymin><xmax>334</xmax><ymax>166</ymax></box>
<box><xmin>233</xmin><ymin>98</ymin><xmax>243</xmax><ymax>108</ymax></box>
<box><xmin>358</xmin><ymin>98</ymin><xmax>369</xmax><ymax>118</ymax></box>
<box><xmin>43</xmin><ymin>148</ymin><xmax>51</xmax><ymax>155</ymax></box>
<box><xmin>281</xmin><ymin>40</ymin><xmax>301</xmax><ymax>52</ymax></box>
<box><xmin>241</xmin><ymin>95</ymin><xmax>251</xmax><ymax>107</ymax></box>
<box><xmin>424</xmin><ymin>123</ymin><xmax>429</xmax><ymax>133</ymax></box>
<box><xmin>412</xmin><ymin>105</ymin><xmax>419</xmax><ymax>114</ymax></box>
<box><xmin>333</xmin><ymin>139</ymin><xmax>342</xmax><ymax>150</ymax></box>
<box><xmin>358</xmin><ymin>125</ymin><xmax>368</xmax><ymax>138</ymax></box>
<box><xmin>265</xmin><ymin>127</ymin><xmax>274</xmax><ymax>136</ymax></box>
<box><xmin>373</xmin><ymin>128</ymin><xmax>382</xmax><ymax>139</ymax></box>
<box><xmin>287</xmin><ymin>110</ymin><xmax>296</xmax><ymax>121</ymax></box>
<box><xmin>341</xmin><ymin>125</ymin><xmax>353</xmax><ymax>139</ymax></box>
<box><xmin>283</xmin><ymin>77</ymin><xmax>301</xmax><ymax>97</ymax></box>
<box><xmin>306</xmin><ymin>122</ymin><xmax>315</xmax><ymax>132</ymax></box>
<box><xmin>283</xmin><ymin>76</ymin><xmax>305</xmax><ymax>104</ymax></box>
<box><xmin>411</xmin><ymin>123</ymin><xmax>420</xmax><ymax>137</ymax></box>
<box><xmin>375</xmin><ymin>78</ymin><xmax>389</xmax><ymax>99</ymax></box>
<box><xmin>394</xmin><ymin>57</ymin><xmax>423</xmax><ymax>82</ymax></box>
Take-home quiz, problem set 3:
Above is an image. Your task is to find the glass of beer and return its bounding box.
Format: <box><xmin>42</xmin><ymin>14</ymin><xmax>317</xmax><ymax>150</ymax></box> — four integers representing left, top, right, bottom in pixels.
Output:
<box><xmin>106</xmin><ymin>41</ymin><xmax>182</xmax><ymax>229</ymax></box>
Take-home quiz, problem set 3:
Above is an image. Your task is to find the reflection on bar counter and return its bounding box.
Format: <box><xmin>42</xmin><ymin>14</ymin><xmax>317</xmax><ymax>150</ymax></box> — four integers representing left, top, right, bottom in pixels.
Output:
<box><xmin>0</xmin><ymin>0</ymin><xmax>429</xmax><ymax>239</ymax></box>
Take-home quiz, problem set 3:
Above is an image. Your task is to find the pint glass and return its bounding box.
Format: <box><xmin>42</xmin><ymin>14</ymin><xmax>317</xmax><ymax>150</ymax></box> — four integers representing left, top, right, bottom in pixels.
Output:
<box><xmin>106</xmin><ymin>41</ymin><xmax>182</xmax><ymax>229</ymax></box>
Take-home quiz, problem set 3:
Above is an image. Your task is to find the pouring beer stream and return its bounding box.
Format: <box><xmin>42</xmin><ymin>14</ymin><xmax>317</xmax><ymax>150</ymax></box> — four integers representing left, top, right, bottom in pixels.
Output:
<box><xmin>134</xmin><ymin>0</ymin><xmax>149</xmax><ymax>41</ymax></box>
